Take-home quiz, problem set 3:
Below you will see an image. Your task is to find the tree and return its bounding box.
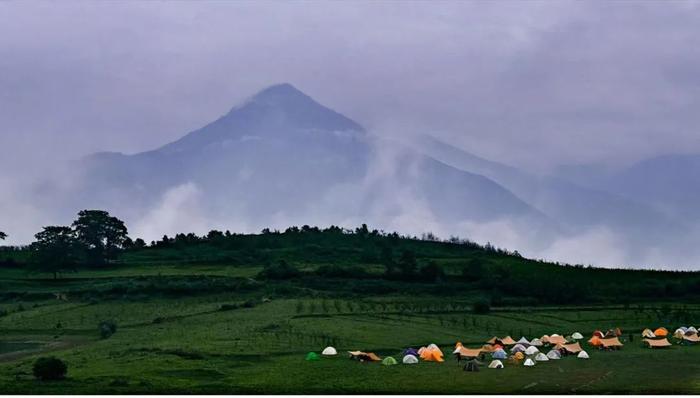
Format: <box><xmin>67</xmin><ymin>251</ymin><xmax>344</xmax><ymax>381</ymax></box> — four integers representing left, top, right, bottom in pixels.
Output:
<box><xmin>33</xmin><ymin>357</ymin><xmax>68</xmax><ymax>380</ymax></box>
<box><xmin>419</xmin><ymin>261</ymin><xmax>444</xmax><ymax>282</ymax></box>
<box><xmin>31</xmin><ymin>226</ymin><xmax>79</xmax><ymax>279</ymax></box>
<box><xmin>0</xmin><ymin>231</ymin><xmax>6</xmax><ymax>240</ymax></box>
<box><xmin>397</xmin><ymin>250</ymin><xmax>417</xmax><ymax>277</ymax></box>
<box><xmin>72</xmin><ymin>210</ymin><xmax>128</xmax><ymax>265</ymax></box>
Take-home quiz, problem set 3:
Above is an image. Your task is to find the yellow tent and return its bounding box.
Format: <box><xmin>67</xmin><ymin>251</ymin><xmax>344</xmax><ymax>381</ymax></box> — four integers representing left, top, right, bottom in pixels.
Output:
<box><xmin>654</xmin><ymin>327</ymin><xmax>669</xmax><ymax>337</ymax></box>
<box><xmin>644</xmin><ymin>338</ymin><xmax>672</xmax><ymax>348</ymax></box>
<box><xmin>513</xmin><ymin>351</ymin><xmax>525</xmax><ymax>360</ymax></box>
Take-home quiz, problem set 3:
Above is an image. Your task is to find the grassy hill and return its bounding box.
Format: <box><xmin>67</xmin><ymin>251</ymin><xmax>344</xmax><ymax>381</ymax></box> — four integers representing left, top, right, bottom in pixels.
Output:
<box><xmin>1</xmin><ymin>226</ymin><xmax>699</xmax><ymax>393</ymax></box>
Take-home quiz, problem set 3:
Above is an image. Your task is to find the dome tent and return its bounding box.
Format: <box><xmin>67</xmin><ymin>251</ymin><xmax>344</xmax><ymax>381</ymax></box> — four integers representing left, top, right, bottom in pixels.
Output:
<box><xmin>516</xmin><ymin>337</ymin><xmax>531</xmax><ymax>346</ymax></box>
<box><xmin>524</xmin><ymin>346</ymin><xmax>539</xmax><ymax>355</ymax></box>
<box><xmin>535</xmin><ymin>353</ymin><xmax>549</xmax><ymax>361</ymax></box>
<box><xmin>546</xmin><ymin>349</ymin><xmax>561</xmax><ymax>360</ymax></box>
<box><xmin>523</xmin><ymin>358</ymin><xmax>536</xmax><ymax>367</ymax></box>
<box><xmin>511</xmin><ymin>344</ymin><xmax>526</xmax><ymax>353</ymax></box>
<box><xmin>322</xmin><ymin>346</ymin><xmax>337</xmax><ymax>356</ymax></box>
<box><xmin>403</xmin><ymin>347</ymin><xmax>419</xmax><ymax>357</ymax></box>
<box><xmin>530</xmin><ymin>338</ymin><xmax>543</xmax><ymax>347</ymax></box>
<box><xmin>577</xmin><ymin>350</ymin><xmax>590</xmax><ymax>359</ymax></box>
<box><xmin>492</xmin><ymin>349</ymin><xmax>507</xmax><ymax>360</ymax></box>
<box><xmin>382</xmin><ymin>356</ymin><xmax>398</xmax><ymax>366</ymax></box>
<box><xmin>571</xmin><ymin>332</ymin><xmax>584</xmax><ymax>340</ymax></box>
<box><xmin>403</xmin><ymin>354</ymin><xmax>419</xmax><ymax>364</ymax></box>
<box><xmin>488</xmin><ymin>360</ymin><xmax>504</xmax><ymax>369</ymax></box>
<box><xmin>463</xmin><ymin>359</ymin><xmax>480</xmax><ymax>372</ymax></box>
<box><xmin>306</xmin><ymin>352</ymin><xmax>320</xmax><ymax>361</ymax></box>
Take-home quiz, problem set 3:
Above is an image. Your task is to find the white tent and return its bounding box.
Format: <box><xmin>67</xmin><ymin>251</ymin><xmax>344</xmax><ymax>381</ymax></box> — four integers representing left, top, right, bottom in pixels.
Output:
<box><xmin>488</xmin><ymin>360</ymin><xmax>504</xmax><ymax>369</ymax></box>
<box><xmin>676</xmin><ymin>327</ymin><xmax>688</xmax><ymax>335</ymax></box>
<box><xmin>571</xmin><ymin>332</ymin><xmax>584</xmax><ymax>340</ymax></box>
<box><xmin>688</xmin><ymin>326</ymin><xmax>698</xmax><ymax>334</ymax></box>
<box><xmin>535</xmin><ymin>352</ymin><xmax>549</xmax><ymax>361</ymax></box>
<box><xmin>510</xmin><ymin>344</ymin><xmax>526</xmax><ymax>353</ymax></box>
<box><xmin>403</xmin><ymin>354</ymin><xmax>419</xmax><ymax>364</ymax></box>
<box><xmin>427</xmin><ymin>343</ymin><xmax>440</xmax><ymax>351</ymax></box>
<box><xmin>524</xmin><ymin>358</ymin><xmax>536</xmax><ymax>367</ymax></box>
<box><xmin>577</xmin><ymin>350</ymin><xmax>590</xmax><ymax>359</ymax></box>
<box><xmin>525</xmin><ymin>346</ymin><xmax>539</xmax><ymax>355</ymax></box>
<box><xmin>516</xmin><ymin>337</ymin><xmax>531</xmax><ymax>346</ymax></box>
<box><xmin>322</xmin><ymin>346</ymin><xmax>337</xmax><ymax>356</ymax></box>
<box><xmin>530</xmin><ymin>338</ymin><xmax>543</xmax><ymax>347</ymax></box>
<box><xmin>546</xmin><ymin>350</ymin><xmax>561</xmax><ymax>360</ymax></box>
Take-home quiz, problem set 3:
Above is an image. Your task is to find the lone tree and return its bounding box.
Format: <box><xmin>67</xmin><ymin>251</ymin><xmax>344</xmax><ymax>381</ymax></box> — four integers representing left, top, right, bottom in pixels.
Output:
<box><xmin>0</xmin><ymin>231</ymin><xmax>6</xmax><ymax>240</ymax></box>
<box><xmin>31</xmin><ymin>226</ymin><xmax>79</xmax><ymax>279</ymax></box>
<box><xmin>72</xmin><ymin>210</ymin><xmax>128</xmax><ymax>265</ymax></box>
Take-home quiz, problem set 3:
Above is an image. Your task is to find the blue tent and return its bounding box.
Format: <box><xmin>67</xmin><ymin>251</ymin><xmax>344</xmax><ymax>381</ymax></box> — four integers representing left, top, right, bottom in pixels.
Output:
<box><xmin>492</xmin><ymin>350</ymin><xmax>507</xmax><ymax>360</ymax></box>
<box><xmin>403</xmin><ymin>347</ymin><xmax>419</xmax><ymax>357</ymax></box>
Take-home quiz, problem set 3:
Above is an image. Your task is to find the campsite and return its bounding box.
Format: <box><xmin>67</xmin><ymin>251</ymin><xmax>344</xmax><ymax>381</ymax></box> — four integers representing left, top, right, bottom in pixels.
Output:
<box><xmin>1</xmin><ymin>227</ymin><xmax>699</xmax><ymax>394</ymax></box>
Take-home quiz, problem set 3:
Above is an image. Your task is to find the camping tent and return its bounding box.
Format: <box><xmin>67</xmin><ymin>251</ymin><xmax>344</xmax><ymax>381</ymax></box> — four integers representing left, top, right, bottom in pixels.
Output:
<box><xmin>382</xmin><ymin>356</ymin><xmax>398</xmax><ymax>366</ymax></box>
<box><xmin>654</xmin><ymin>327</ymin><xmax>669</xmax><ymax>337</ymax></box>
<box><xmin>516</xmin><ymin>337</ymin><xmax>531</xmax><ymax>346</ymax></box>
<box><xmin>588</xmin><ymin>336</ymin><xmax>602</xmax><ymax>347</ymax></box>
<box><xmin>600</xmin><ymin>337</ymin><xmax>623</xmax><ymax>348</ymax></box>
<box><xmin>535</xmin><ymin>353</ymin><xmax>549</xmax><ymax>362</ymax></box>
<box><xmin>523</xmin><ymin>358</ymin><xmax>536</xmax><ymax>367</ymax></box>
<box><xmin>513</xmin><ymin>352</ymin><xmax>525</xmax><ymax>360</ymax></box>
<box><xmin>488</xmin><ymin>360</ymin><xmax>504</xmax><ymax>369</ymax></box>
<box><xmin>540</xmin><ymin>335</ymin><xmax>550</xmax><ymax>343</ymax></box>
<box><xmin>492</xmin><ymin>349</ymin><xmax>507</xmax><ymax>360</ymax></box>
<box><xmin>403</xmin><ymin>354</ymin><xmax>419</xmax><ymax>364</ymax></box>
<box><xmin>525</xmin><ymin>346</ymin><xmax>539</xmax><ymax>355</ymax></box>
<box><xmin>348</xmin><ymin>351</ymin><xmax>381</xmax><ymax>361</ymax></box>
<box><xmin>530</xmin><ymin>338</ymin><xmax>543</xmax><ymax>347</ymax></box>
<box><xmin>547</xmin><ymin>335</ymin><xmax>567</xmax><ymax>345</ymax></box>
<box><xmin>592</xmin><ymin>330</ymin><xmax>604</xmax><ymax>338</ymax></box>
<box><xmin>675</xmin><ymin>327</ymin><xmax>688</xmax><ymax>335</ymax></box>
<box><xmin>322</xmin><ymin>346</ymin><xmax>338</xmax><ymax>356</ymax></box>
<box><xmin>674</xmin><ymin>330</ymin><xmax>685</xmax><ymax>340</ymax></box>
<box><xmin>511</xmin><ymin>344</ymin><xmax>526</xmax><ymax>353</ymax></box>
<box><xmin>561</xmin><ymin>342</ymin><xmax>583</xmax><ymax>354</ymax></box>
<box><xmin>306</xmin><ymin>352</ymin><xmax>320</xmax><ymax>361</ymax></box>
<box><xmin>487</xmin><ymin>337</ymin><xmax>501</xmax><ymax>345</ymax></box>
<box><xmin>571</xmin><ymin>332</ymin><xmax>584</xmax><ymax>340</ymax></box>
<box><xmin>500</xmin><ymin>336</ymin><xmax>517</xmax><ymax>345</ymax></box>
<box><xmin>644</xmin><ymin>338</ymin><xmax>672</xmax><ymax>348</ymax></box>
<box><xmin>546</xmin><ymin>350</ymin><xmax>561</xmax><ymax>360</ymax></box>
<box><xmin>455</xmin><ymin>347</ymin><xmax>482</xmax><ymax>359</ymax></box>
<box><xmin>577</xmin><ymin>350</ymin><xmax>590</xmax><ymax>359</ymax></box>
<box><xmin>642</xmin><ymin>329</ymin><xmax>656</xmax><ymax>338</ymax></box>
<box><xmin>420</xmin><ymin>345</ymin><xmax>444</xmax><ymax>362</ymax></box>
<box><xmin>480</xmin><ymin>344</ymin><xmax>497</xmax><ymax>353</ymax></box>
<box><xmin>403</xmin><ymin>348</ymin><xmax>419</xmax><ymax>357</ymax></box>
<box><xmin>683</xmin><ymin>334</ymin><xmax>699</xmax><ymax>343</ymax></box>
<box><xmin>688</xmin><ymin>326</ymin><xmax>698</xmax><ymax>334</ymax></box>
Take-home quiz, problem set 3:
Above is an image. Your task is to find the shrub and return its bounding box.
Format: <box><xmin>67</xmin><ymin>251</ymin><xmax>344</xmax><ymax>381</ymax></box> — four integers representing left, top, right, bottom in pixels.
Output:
<box><xmin>33</xmin><ymin>357</ymin><xmax>67</xmax><ymax>380</ymax></box>
<box><xmin>472</xmin><ymin>299</ymin><xmax>491</xmax><ymax>314</ymax></box>
<box><xmin>99</xmin><ymin>320</ymin><xmax>117</xmax><ymax>339</ymax></box>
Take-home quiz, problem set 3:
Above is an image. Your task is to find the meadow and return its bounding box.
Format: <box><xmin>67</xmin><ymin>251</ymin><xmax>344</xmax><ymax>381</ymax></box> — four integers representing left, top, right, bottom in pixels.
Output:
<box><xmin>1</xmin><ymin>229</ymin><xmax>699</xmax><ymax>394</ymax></box>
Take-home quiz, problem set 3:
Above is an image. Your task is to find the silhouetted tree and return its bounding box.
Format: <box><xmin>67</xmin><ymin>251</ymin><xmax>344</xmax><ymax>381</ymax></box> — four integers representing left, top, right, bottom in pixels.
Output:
<box><xmin>72</xmin><ymin>210</ymin><xmax>128</xmax><ymax>265</ymax></box>
<box><xmin>419</xmin><ymin>261</ymin><xmax>444</xmax><ymax>282</ymax></box>
<box><xmin>397</xmin><ymin>250</ymin><xmax>417</xmax><ymax>277</ymax></box>
<box><xmin>0</xmin><ymin>231</ymin><xmax>6</xmax><ymax>240</ymax></box>
<box><xmin>30</xmin><ymin>226</ymin><xmax>79</xmax><ymax>279</ymax></box>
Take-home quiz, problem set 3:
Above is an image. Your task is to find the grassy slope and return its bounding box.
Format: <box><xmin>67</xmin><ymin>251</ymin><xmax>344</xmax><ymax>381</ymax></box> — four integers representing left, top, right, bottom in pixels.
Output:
<box><xmin>1</xmin><ymin>231</ymin><xmax>699</xmax><ymax>393</ymax></box>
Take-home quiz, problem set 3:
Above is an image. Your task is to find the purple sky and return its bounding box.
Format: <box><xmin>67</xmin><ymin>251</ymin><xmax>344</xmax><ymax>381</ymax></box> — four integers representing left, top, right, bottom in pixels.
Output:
<box><xmin>2</xmin><ymin>0</ymin><xmax>700</xmax><ymax>174</ymax></box>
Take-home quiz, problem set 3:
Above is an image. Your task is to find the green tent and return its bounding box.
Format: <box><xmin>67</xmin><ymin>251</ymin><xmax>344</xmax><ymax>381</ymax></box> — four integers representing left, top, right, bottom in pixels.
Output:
<box><xmin>382</xmin><ymin>356</ymin><xmax>398</xmax><ymax>366</ymax></box>
<box><xmin>305</xmin><ymin>352</ymin><xmax>320</xmax><ymax>361</ymax></box>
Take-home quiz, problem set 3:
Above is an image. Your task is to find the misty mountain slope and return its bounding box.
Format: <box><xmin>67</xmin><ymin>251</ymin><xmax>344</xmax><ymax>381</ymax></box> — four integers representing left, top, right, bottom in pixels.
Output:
<box><xmin>414</xmin><ymin>135</ymin><xmax>678</xmax><ymax>240</ymax></box>
<box><xmin>598</xmin><ymin>154</ymin><xmax>700</xmax><ymax>220</ymax></box>
<box><xmin>70</xmin><ymin>83</ymin><xmax>550</xmax><ymax>236</ymax></box>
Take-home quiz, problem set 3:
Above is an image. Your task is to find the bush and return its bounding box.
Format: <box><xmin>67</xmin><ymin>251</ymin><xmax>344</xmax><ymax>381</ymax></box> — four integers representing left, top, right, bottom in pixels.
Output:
<box><xmin>99</xmin><ymin>320</ymin><xmax>117</xmax><ymax>339</ymax></box>
<box><xmin>472</xmin><ymin>299</ymin><xmax>491</xmax><ymax>314</ymax></box>
<box><xmin>33</xmin><ymin>357</ymin><xmax>67</xmax><ymax>380</ymax></box>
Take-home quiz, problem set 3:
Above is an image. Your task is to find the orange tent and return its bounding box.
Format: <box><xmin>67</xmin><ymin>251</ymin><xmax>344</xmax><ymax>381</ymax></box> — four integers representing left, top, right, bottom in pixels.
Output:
<box><xmin>654</xmin><ymin>327</ymin><xmax>669</xmax><ymax>337</ymax></box>
<box><xmin>486</xmin><ymin>337</ymin><xmax>499</xmax><ymax>344</ymax></box>
<box><xmin>513</xmin><ymin>351</ymin><xmax>525</xmax><ymax>360</ymax></box>
<box><xmin>500</xmin><ymin>336</ymin><xmax>517</xmax><ymax>345</ymax></box>
<box><xmin>600</xmin><ymin>337</ymin><xmax>623</xmax><ymax>348</ymax></box>
<box><xmin>348</xmin><ymin>351</ymin><xmax>382</xmax><ymax>361</ymax></box>
<box><xmin>588</xmin><ymin>336</ymin><xmax>603</xmax><ymax>347</ymax></box>
<box><xmin>644</xmin><ymin>338</ymin><xmax>672</xmax><ymax>348</ymax></box>
<box><xmin>561</xmin><ymin>342</ymin><xmax>583</xmax><ymax>353</ymax></box>
<box><xmin>480</xmin><ymin>344</ymin><xmax>496</xmax><ymax>353</ymax></box>
<box><xmin>420</xmin><ymin>345</ymin><xmax>445</xmax><ymax>362</ymax></box>
<box><xmin>592</xmin><ymin>330</ymin><xmax>604</xmax><ymax>338</ymax></box>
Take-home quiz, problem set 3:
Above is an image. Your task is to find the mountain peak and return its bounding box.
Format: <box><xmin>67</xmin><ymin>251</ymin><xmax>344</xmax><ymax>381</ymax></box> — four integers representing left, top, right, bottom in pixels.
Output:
<box><xmin>246</xmin><ymin>83</ymin><xmax>314</xmax><ymax>107</ymax></box>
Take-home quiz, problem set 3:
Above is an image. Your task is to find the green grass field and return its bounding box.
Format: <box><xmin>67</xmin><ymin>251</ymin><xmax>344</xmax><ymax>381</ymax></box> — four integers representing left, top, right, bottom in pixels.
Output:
<box><xmin>1</xmin><ymin>231</ymin><xmax>699</xmax><ymax>393</ymax></box>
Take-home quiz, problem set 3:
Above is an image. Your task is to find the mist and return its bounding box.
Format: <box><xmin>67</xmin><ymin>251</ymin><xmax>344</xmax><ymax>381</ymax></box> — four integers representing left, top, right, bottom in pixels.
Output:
<box><xmin>3</xmin><ymin>1</ymin><xmax>700</xmax><ymax>270</ymax></box>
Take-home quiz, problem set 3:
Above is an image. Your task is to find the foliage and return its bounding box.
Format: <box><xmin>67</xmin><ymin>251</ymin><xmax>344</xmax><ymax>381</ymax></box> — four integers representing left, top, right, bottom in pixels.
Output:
<box><xmin>32</xmin><ymin>357</ymin><xmax>67</xmax><ymax>381</ymax></box>
<box><xmin>72</xmin><ymin>210</ymin><xmax>128</xmax><ymax>265</ymax></box>
<box><xmin>258</xmin><ymin>260</ymin><xmax>301</xmax><ymax>280</ymax></box>
<box><xmin>99</xmin><ymin>320</ymin><xmax>118</xmax><ymax>339</ymax></box>
<box><xmin>30</xmin><ymin>226</ymin><xmax>80</xmax><ymax>278</ymax></box>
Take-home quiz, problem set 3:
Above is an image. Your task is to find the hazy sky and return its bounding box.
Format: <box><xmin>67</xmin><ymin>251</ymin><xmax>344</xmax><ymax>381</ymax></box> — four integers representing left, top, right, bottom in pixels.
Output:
<box><xmin>2</xmin><ymin>0</ymin><xmax>700</xmax><ymax>174</ymax></box>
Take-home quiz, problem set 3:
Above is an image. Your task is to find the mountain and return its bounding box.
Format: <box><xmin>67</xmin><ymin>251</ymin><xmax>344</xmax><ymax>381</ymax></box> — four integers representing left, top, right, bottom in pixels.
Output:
<box><xmin>68</xmin><ymin>83</ymin><xmax>550</xmax><ymax>238</ymax></box>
